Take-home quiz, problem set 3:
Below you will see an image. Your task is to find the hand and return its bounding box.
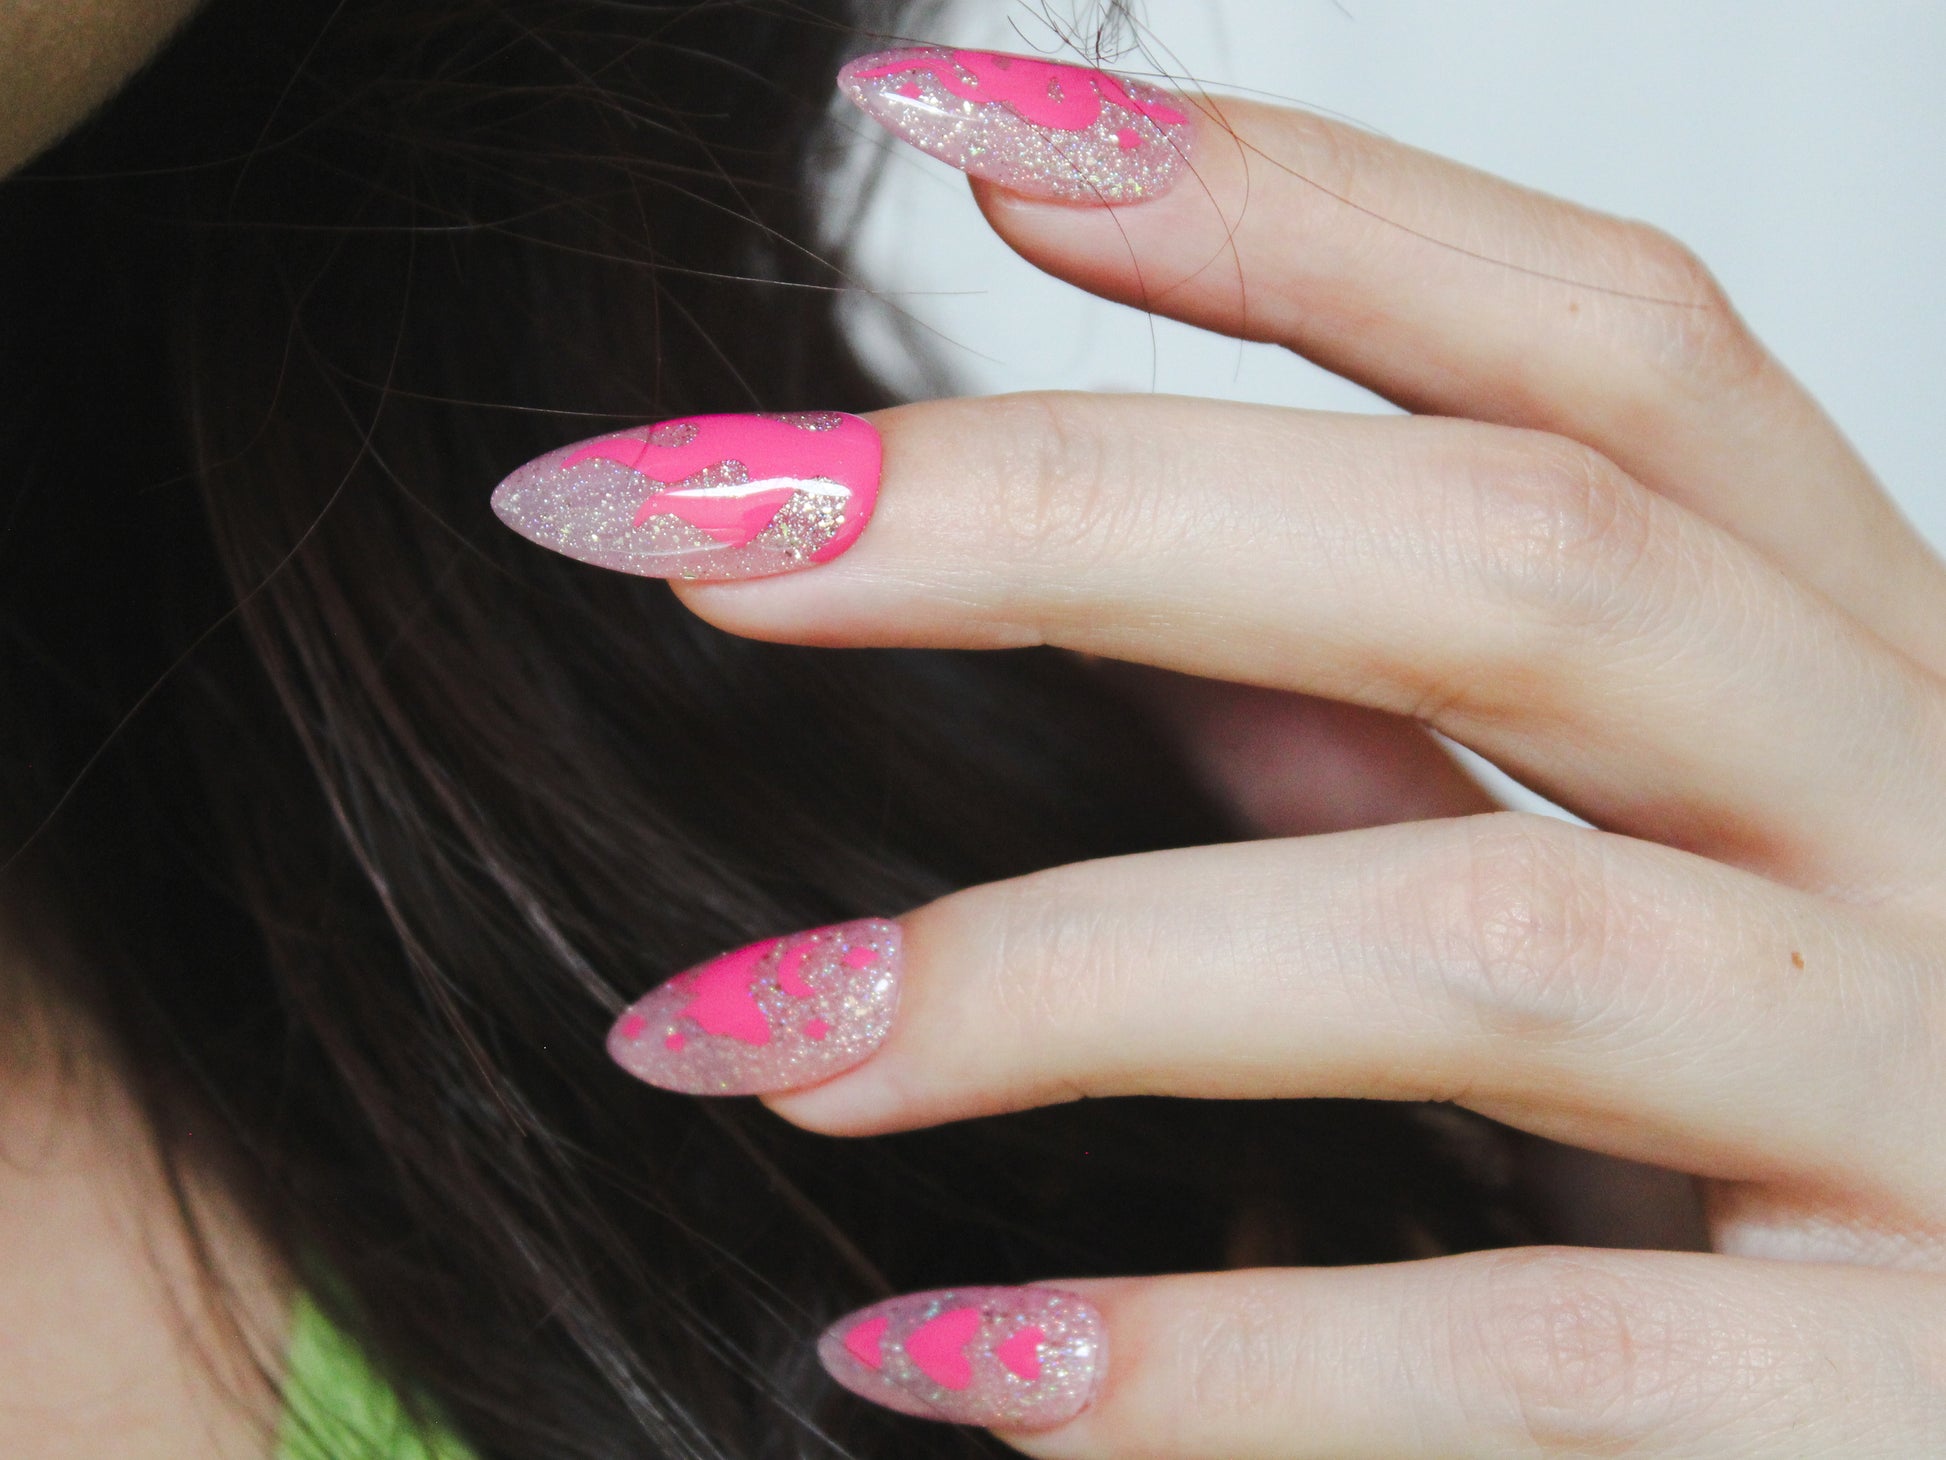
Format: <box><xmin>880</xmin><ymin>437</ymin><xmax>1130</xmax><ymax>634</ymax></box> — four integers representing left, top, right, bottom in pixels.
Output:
<box><xmin>512</xmin><ymin>59</ymin><xmax>1946</xmax><ymax>1458</ymax></box>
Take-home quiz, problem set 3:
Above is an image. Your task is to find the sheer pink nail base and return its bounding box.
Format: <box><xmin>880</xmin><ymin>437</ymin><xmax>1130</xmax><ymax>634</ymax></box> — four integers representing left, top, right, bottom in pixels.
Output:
<box><xmin>818</xmin><ymin>1286</ymin><xmax>1106</xmax><ymax>1429</ymax></box>
<box><xmin>839</xmin><ymin>46</ymin><xmax>1194</xmax><ymax>204</ymax></box>
<box><xmin>491</xmin><ymin>411</ymin><xmax>882</xmax><ymax>581</ymax></box>
<box><xmin>608</xmin><ymin>919</ymin><xmax>901</xmax><ymax>1095</ymax></box>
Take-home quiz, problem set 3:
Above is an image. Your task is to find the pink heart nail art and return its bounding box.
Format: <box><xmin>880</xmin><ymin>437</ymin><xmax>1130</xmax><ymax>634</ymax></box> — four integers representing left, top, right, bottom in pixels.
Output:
<box><xmin>816</xmin><ymin>1285</ymin><xmax>1105</xmax><ymax>1430</ymax></box>
<box><xmin>839</xmin><ymin>47</ymin><xmax>1195</xmax><ymax>204</ymax></box>
<box><xmin>843</xmin><ymin>1315</ymin><xmax>890</xmax><ymax>1371</ymax></box>
<box><xmin>491</xmin><ymin>411</ymin><xmax>882</xmax><ymax>581</ymax></box>
<box><xmin>607</xmin><ymin>919</ymin><xmax>902</xmax><ymax>1096</ymax></box>
<box><xmin>904</xmin><ymin>1307</ymin><xmax>981</xmax><ymax>1389</ymax></box>
<box><xmin>994</xmin><ymin>1324</ymin><xmax>1044</xmax><ymax>1382</ymax></box>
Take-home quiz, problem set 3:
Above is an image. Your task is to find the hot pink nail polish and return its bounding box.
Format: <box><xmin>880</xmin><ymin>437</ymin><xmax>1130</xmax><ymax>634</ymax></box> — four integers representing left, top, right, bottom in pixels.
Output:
<box><xmin>838</xmin><ymin>47</ymin><xmax>1194</xmax><ymax>204</ymax></box>
<box><xmin>818</xmin><ymin>1285</ymin><xmax>1106</xmax><ymax>1429</ymax></box>
<box><xmin>491</xmin><ymin>411</ymin><xmax>881</xmax><ymax>581</ymax></box>
<box><xmin>607</xmin><ymin>919</ymin><xmax>900</xmax><ymax>1095</ymax></box>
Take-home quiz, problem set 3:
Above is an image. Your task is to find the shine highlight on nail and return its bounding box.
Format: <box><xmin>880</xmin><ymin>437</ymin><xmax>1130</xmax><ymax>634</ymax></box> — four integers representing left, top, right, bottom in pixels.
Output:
<box><xmin>491</xmin><ymin>410</ymin><xmax>882</xmax><ymax>581</ymax></box>
<box><xmin>840</xmin><ymin>46</ymin><xmax>1194</xmax><ymax>204</ymax></box>
<box><xmin>818</xmin><ymin>1285</ymin><xmax>1107</xmax><ymax>1429</ymax></box>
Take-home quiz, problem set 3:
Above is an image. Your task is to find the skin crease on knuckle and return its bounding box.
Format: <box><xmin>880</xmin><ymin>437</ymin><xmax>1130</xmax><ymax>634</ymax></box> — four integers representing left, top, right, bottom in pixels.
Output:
<box><xmin>1417</xmin><ymin>815</ymin><xmax>1831</xmax><ymax>1066</ymax></box>
<box><xmin>967</xmin><ymin>394</ymin><xmax>1272</xmax><ymax>600</ymax></box>
<box><xmin>1592</xmin><ymin>220</ymin><xmax>1775</xmax><ymax>408</ymax></box>
<box><xmin>970</xmin><ymin>855</ymin><xmax>1248</xmax><ymax>1102</ymax></box>
<box><xmin>1450</xmin><ymin>432</ymin><xmax>1667</xmax><ymax>658</ymax></box>
<box><xmin>1375</xmin><ymin>426</ymin><xmax>1667</xmax><ymax>733</ymax></box>
<box><xmin>1457</xmin><ymin>1250</ymin><xmax>1836</xmax><ymax>1455</ymax></box>
<box><xmin>1550</xmin><ymin>214</ymin><xmax>1945</xmax><ymax>660</ymax></box>
<box><xmin>1412</xmin><ymin>815</ymin><xmax>1644</xmax><ymax>1052</ymax></box>
<box><xmin>976</xmin><ymin>873</ymin><xmax>1125</xmax><ymax>1097</ymax></box>
<box><xmin>1122</xmin><ymin>1280</ymin><xmax>1319</xmax><ymax>1456</ymax></box>
<box><xmin>1407</xmin><ymin>815</ymin><xmax>1933</xmax><ymax>1191</ymax></box>
<box><xmin>1423</xmin><ymin>422</ymin><xmax>1882</xmax><ymax>848</ymax></box>
<box><xmin>1220</xmin><ymin>102</ymin><xmax>1772</xmax><ymax>422</ymax></box>
<box><xmin>965</xmin><ymin>393</ymin><xmax>1140</xmax><ymax>569</ymax></box>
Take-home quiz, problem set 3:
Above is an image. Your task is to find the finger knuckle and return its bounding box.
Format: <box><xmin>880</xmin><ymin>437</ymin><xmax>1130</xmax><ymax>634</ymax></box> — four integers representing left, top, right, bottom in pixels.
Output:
<box><xmin>980</xmin><ymin>874</ymin><xmax>1114</xmax><ymax>1040</ymax></box>
<box><xmin>972</xmin><ymin>392</ymin><xmax>1163</xmax><ymax>568</ymax></box>
<box><xmin>1261</xmin><ymin>107</ymin><xmax>1373</xmax><ymax>212</ymax></box>
<box><xmin>1424</xmin><ymin>814</ymin><xmax>1625</xmax><ymax>1043</ymax></box>
<box><xmin>1170</xmin><ymin>1286</ymin><xmax>1309</xmax><ymax>1430</ymax></box>
<box><xmin>976</xmin><ymin>866</ymin><xmax>1170</xmax><ymax>1091</ymax></box>
<box><xmin>1462</xmin><ymin>1250</ymin><xmax>1759</xmax><ymax>1451</ymax></box>
<box><xmin>1599</xmin><ymin>221</ymin><xmax>1770</xmax><ymax>397</ymax></box>
<box><xmin>1461</xmin><ymin>431</ymin><xmax>1668</xmax><ymax>647</ymax></box>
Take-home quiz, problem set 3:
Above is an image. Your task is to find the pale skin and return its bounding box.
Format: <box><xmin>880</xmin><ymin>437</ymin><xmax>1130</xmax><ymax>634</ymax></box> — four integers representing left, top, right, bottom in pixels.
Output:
<box><xmin>681</xmin><ymin>101</ymin><xmax>1946</xmax><ymax>1456</ymax></box>
<box><xmin>2</xmin><ymin>4</ymin><xmax>288</xmax><ymax>1457</ymax></box>
<box><xmin>8</xmin><ymin>8</ymin><xmax>1946</xmax><ymax>1459</ymax></box>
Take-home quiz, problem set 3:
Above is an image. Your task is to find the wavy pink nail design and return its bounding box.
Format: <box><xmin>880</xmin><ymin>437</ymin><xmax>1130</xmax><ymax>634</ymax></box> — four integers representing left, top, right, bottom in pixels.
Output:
<box><xmin>607</xmin><ymin>919</ymin><xmax>901</xmax><ymax>1095</ymax></box>
<box><xmin>839</xmin><ymin>47</ymin><xmax>1194</xmax><ymax>204</ymax></box>
<box><xmin>491</xmin><ymin>411</ymin><xmax>882</xmax><ymax>581</ymax></box>
<box><xmin>817</xmin><ymin>1286</ymin><xmax>1106</xmax><ymax>1429</ymax></box>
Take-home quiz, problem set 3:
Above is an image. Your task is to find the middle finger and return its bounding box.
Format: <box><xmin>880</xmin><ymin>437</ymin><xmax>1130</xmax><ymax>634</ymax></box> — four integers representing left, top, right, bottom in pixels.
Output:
<box><xmin>668</xmin><ymin>394</ymin><xmax>1946</xmax><ymax>897</ymax></box>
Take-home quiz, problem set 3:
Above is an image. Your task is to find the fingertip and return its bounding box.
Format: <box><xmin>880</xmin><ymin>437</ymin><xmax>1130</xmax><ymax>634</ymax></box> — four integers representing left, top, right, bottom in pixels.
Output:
<box><xmin>965</xmin><ymin>132</ymin><xmax>1250</xmax><ymax>314</ymax></box>
<box><xmin>762</xmin><ymin>1066</ymin><xmax>910</xmax><ymax>1137</ymax></box>
<box><xmin>814</xmin><ymin>1283</ymin><xmax>1111</xmax><ymax>1432</ymax></box>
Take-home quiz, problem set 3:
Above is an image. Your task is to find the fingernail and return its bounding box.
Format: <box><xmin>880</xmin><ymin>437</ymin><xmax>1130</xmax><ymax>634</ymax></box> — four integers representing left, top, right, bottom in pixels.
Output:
<box><xmin>818</xmin><ymin>1285</ymin><xmax>1106</xmax><ymax>1429</ymax></box>
<box><xmin>838</xmin><ymin>46</ymin><xmax>1194</xmax><ymax>204</ymax></box>
<box><xmin>491</xmin><ymin>411</ymin><xmax>882</xmax><ymax>581</ymax></box>
<box><xmin>608</xmin><ymin>919</ymin><xmax>901</xmax><ymax>1095</ymax></box>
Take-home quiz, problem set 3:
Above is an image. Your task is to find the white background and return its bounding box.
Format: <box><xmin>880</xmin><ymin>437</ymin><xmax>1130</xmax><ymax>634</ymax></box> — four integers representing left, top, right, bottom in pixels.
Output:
<box><xmin>846</xmin><ymin>1</ymin><xmax>1946</xmax><ymax>810</ymax></box>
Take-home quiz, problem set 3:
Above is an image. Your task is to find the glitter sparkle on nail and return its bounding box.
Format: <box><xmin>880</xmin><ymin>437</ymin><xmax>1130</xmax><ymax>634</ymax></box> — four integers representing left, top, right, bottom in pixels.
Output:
<box><xmin>817</xmin><ymin>1286</ymin><xmax>1106</xmax><ymax>1429</ymax></box>
<box><xmin>491</xmin><ymin>412</ymin><xmax>882</xmax><ymax>581</ymax></box>
<box><xmin>607</xmin><ymin>919</ymin><xmax>903</xmax><ymax>1095</ymax></box>
<box><xmin>839</xmin><ymin>47</ymin><xmax>1194</xmax><ymax>205</ymax></box>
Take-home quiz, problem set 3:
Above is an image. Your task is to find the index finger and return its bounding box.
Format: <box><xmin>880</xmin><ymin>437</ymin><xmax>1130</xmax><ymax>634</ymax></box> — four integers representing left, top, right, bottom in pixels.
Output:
<box><xmin>843</xmin><ymin>54</ymin><xmax>1946</xmax><ymax>665</ymax></box>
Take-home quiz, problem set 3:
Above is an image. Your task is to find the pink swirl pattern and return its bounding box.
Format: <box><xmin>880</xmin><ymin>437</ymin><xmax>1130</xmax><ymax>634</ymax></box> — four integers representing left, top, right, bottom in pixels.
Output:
<box><xmin>490</xmin><ymin>411</ymin><xmax>882</xmax><ymax>581</ymax></box>
<box><xmin>846</xmin><ymin>49</ymin><xmax>1187</xmax><ymax>131</ymax></box>
<box><xmin>607</xmin><ymin>919</ymin><xmax>902</xmax><ymax>1096</ymax></box>
<box><xmin>839</xmin><ymin>46</ymin><xmax>1195</xmax><ymax>204</ymax></box>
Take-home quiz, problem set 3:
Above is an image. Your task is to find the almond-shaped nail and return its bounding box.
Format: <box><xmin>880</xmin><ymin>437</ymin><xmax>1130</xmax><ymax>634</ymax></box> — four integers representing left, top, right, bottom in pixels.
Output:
<box><xmin>818</xmin><ymin>1285</ymin><xmax>1106</xmax><ymax>1429</ymax></box>
<box><xmin>491</xmin><ymin>411</ymin><xmax>881</xmax><ymax>581</ymax></box>
<box><xmin>607</xmin><ymin>919</ymin><xmax>901</xmax><ymax>1095</ymax></box>
<box><xmin>839</xmin><ymin>46</ymin><xmax>1194</xmax><ymax>204</ymax></box>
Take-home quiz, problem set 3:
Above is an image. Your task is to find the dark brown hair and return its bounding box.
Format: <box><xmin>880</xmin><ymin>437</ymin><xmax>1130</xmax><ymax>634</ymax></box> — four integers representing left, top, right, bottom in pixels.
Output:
<box><xmin>0</xmin><ymin>2</ymin><xmax>1523</xmax><ymax>1454</ymax></box>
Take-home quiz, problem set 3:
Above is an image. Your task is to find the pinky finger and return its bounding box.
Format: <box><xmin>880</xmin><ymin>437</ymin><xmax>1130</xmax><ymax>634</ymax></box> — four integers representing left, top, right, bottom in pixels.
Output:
<box><xmin>819</xmin><ymin>1253</ymin><xmax>1946</xmax><ymax>1457</ymax></box>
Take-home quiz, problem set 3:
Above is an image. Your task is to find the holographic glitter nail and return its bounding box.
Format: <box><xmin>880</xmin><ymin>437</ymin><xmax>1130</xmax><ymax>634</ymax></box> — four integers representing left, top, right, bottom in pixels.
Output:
<box><xmin>818</xmin><ymin>1285</ymin><xmax>1106</xmax><ymax>1430</ymax></box>
<box><xmin>608</xmin><ymin>920</ymin><xmax>901</xmax><ymax>1095</ymax></box>
<box><xmin>838</xmin><ymin>46</ymin><xmax>1194</xmax><ymax>205</ymax></box>
<box><xmin>491</xmin><ymin>411</ymin><xmax>882</xmax><ymax>581</ymax></box>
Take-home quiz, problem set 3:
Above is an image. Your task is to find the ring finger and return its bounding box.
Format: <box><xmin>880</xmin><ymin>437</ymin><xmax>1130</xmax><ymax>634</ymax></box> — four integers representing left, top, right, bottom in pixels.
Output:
<box><xmin>723</xmin><ymin>813</ymin><xmax>1941</xmax><ymax>1216</ymax></box>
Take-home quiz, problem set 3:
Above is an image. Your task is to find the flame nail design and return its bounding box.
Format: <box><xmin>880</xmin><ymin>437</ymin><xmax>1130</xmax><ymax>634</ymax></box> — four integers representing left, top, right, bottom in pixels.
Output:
<box><xmin>818</xmin><ymin>1285</ymin><xmax>1106</xmax><ymax>1429</ymax></box>
<box><xmin>491</xmin><ymin>411</ymin><xmax>882</xmax><ymax>581</ymax></box>
<box><xmin>608</xmin><ymin>919</ymin><xmax>901</xmax><ymax>1095</ymax></box>
<box><xmin>839</xmin><ymin>47</ymin><xmax>1194</xmax><ymax>204</ymax></box>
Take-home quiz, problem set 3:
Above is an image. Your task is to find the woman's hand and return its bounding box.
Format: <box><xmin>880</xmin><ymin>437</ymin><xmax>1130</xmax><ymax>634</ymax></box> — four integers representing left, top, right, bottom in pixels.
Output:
<box><xmin>495</xmin><ymin>51</ymin><xmax>1946</xmax><ymax>1456</ymax></box>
